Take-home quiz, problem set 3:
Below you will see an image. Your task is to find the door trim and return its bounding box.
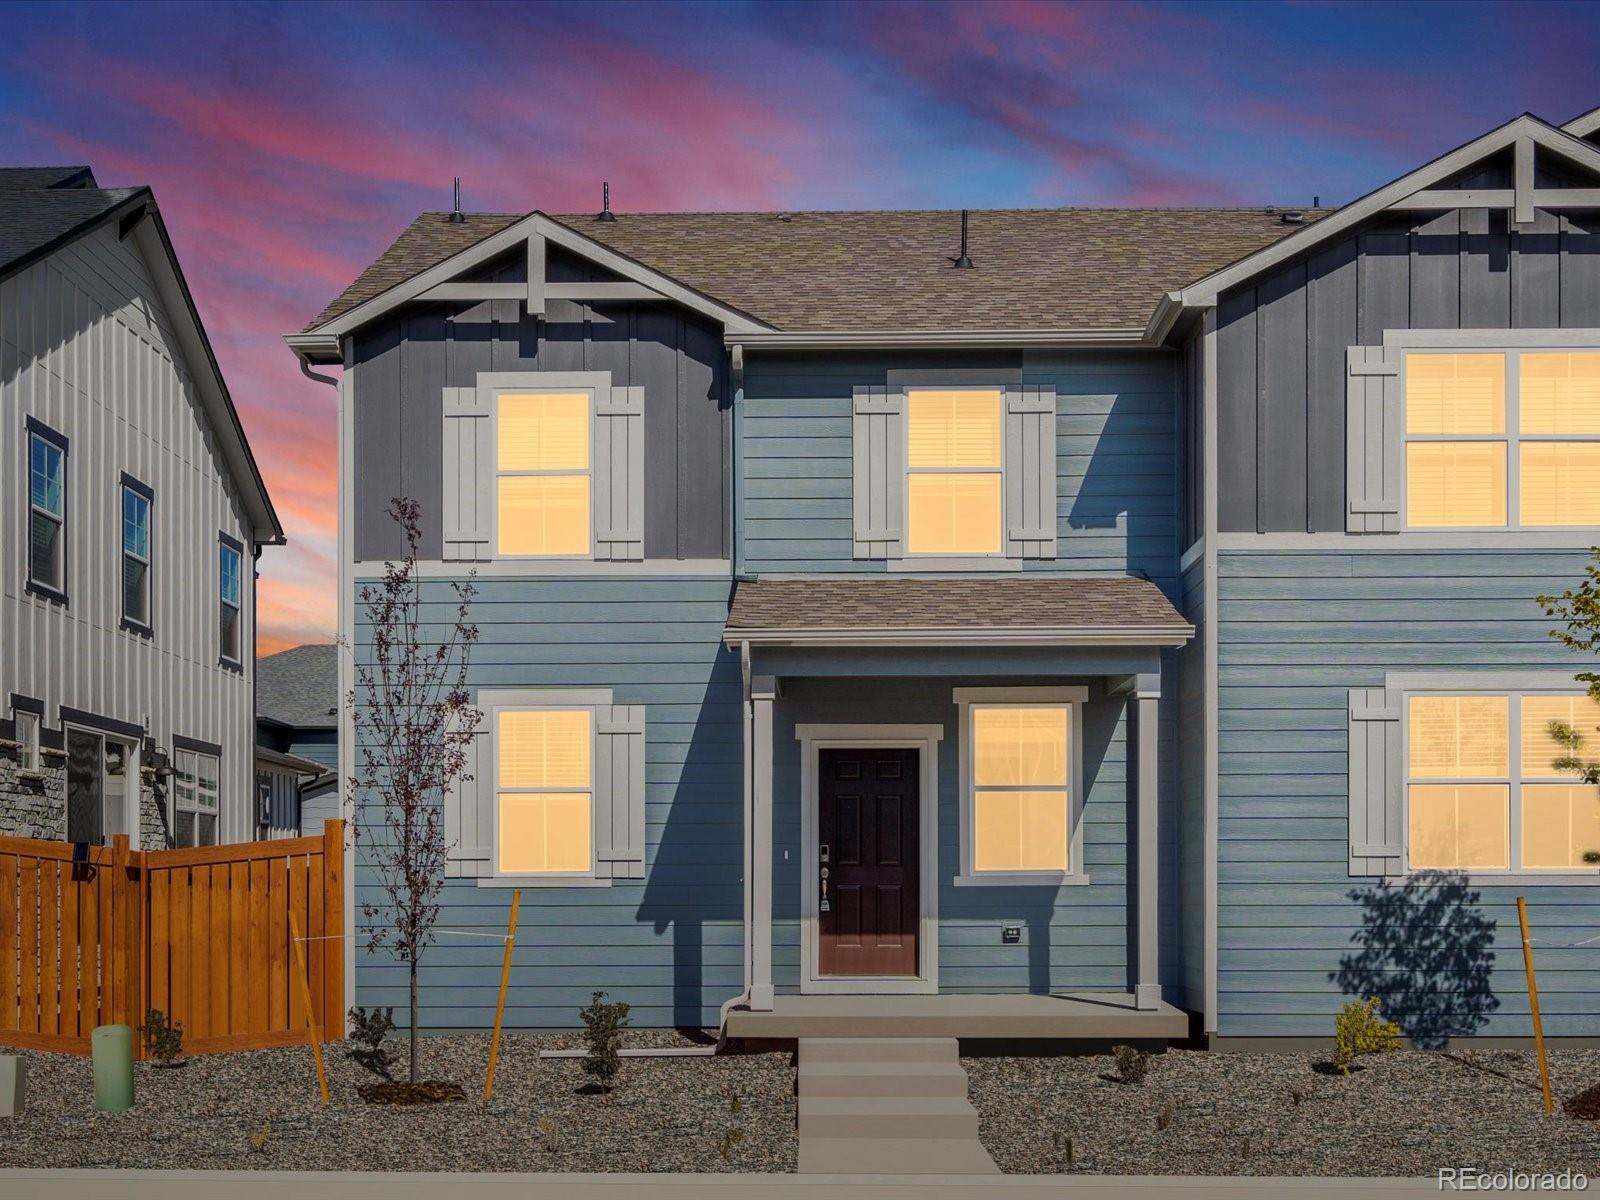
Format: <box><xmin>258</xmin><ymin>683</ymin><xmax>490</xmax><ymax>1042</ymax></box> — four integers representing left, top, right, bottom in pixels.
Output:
<box><xmin>795</xmin><ymin>723</ymin><xmax>941</xmax><ymax>996</ymax></box>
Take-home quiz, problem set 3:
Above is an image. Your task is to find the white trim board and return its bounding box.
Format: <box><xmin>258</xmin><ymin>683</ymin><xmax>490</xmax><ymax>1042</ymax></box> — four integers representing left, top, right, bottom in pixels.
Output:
<box><xmin>793</xmin><ymin>723</ymin><xmax>942</xmax><ymax>996</ymax></box>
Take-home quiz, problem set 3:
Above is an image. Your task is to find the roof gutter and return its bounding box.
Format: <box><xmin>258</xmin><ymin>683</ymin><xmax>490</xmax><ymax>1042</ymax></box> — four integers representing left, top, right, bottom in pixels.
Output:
<box><xmin>722</xmin><ymin>624</ymin><xmax>1195</xmax><ymax>649</ymax></box>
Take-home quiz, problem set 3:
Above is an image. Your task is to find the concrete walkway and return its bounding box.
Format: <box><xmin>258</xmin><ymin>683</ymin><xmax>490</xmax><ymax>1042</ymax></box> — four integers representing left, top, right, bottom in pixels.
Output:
<box><xmin>797</xmin><ymin>1037</ymin><xmax>998</xmax><ymax>1174</ymax></box>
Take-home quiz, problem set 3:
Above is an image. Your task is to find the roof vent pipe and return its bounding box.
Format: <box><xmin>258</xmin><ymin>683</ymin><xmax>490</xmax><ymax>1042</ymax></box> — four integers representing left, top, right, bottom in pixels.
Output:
<box><xmin>953</xmin><ymin>209</ymin><xmax>973</xmax><ymax>269</ymax></box>
<box><xmin>449</xmin><ymin>178</ymin><xmax>465</xmax><ymax>224</ymax></box>
<box><xmin>597</xmin><ymin>181</ymin><xmax>617</xmax><ymax>222</ymax></box>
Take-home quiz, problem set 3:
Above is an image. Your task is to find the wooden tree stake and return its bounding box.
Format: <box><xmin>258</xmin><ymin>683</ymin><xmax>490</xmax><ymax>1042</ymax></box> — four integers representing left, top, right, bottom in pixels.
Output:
<box><xmin>289</xmin><ymin>909</ymin><xmax>330</xmax><ymax>1105</ymax></box>
<box><xmin>1517</xmin><ymin>896</ymin><xmax>1554</xmax><ymax>1114</ymax></box>
<box><xmin>484</xmin><ymin>889</ymin><xmax>522</xmax><ymax>1100</ymax></box>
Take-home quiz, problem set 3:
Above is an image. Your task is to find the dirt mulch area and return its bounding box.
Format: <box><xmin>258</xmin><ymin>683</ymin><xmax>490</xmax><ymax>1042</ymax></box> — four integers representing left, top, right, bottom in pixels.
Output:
<box><xmin>0</xmin><ymin>1031</ymin><xmax>795</xmax><ymax>1172</ymax></box>
<box><xmin>966</xmin><ymin>1046</ymin><xmax>1600</xmax><ymax>1176</ymax></box>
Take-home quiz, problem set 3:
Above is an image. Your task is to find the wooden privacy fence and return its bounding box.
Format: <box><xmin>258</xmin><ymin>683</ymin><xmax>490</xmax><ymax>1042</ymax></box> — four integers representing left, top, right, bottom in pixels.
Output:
<box><xmin>0</xmin><ymin>819</ymin><xmax>343</xmax><ymax>1058</ymax></box>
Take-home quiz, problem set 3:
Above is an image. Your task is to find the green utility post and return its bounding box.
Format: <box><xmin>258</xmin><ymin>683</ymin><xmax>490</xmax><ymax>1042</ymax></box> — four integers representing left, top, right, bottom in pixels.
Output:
<box><xmin>91</xmin><ymin>1024</ymin><xmax>134</xmax><ymax>1112</ymax></box>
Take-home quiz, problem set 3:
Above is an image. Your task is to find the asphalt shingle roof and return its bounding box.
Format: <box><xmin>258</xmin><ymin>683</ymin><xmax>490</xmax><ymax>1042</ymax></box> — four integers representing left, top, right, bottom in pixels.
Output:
<box><xmin>0</xmin><ymin>177</ymin><xmax>143</xmax><ymax>278</ymax></box>
<box><xmin>306</xmin><ymin>206</ymin><xmax>1330</xmax><ymax>334</ymax></box>
<box><xmin>725</xmin><ymin>576</ymin><xmax>1189</xmax><ymax>635</ymax></box>
<box><xmin>256</xmin><ymin>644</ymin><xmax>338</xmax><ymax>729</ymax></box>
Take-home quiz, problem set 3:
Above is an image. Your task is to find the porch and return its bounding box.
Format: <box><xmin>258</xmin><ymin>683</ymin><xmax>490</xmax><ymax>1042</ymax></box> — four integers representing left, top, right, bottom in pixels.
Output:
<box><xmin>724</xmin><ymin>990</ymin><xmax>1189</xmax><ymax>1040</ymax></box>
<box><xmin>724</xmin><ymin>576</ymin><xmax>1194</xmax><ymax>1033</ymax></box>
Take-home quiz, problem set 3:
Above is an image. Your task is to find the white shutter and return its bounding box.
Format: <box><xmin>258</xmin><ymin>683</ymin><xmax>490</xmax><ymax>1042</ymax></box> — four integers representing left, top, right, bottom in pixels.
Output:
<box><xmin>595</xmin><ymin>704</ymin><xmax>646</xmax><ymax>879</ymax></box>
<box><xmin>852</xmin><ymin>384</ymin><xmax>906</xmax><ymax>559</ymax></box>
<box><xmin>442</xmin><ymin>386</ymin><xmax>492</xmax><ymax>560</ymax></box>
<box><xmin>1348</xmin><ymin>687</ymin><xmax>1403</xmax><ymax>876</ymax></box>
<box><xmin>594</xmin><ymin>385</ymin><xmax>644</xmax><ymax>561</ymax></box>
<box><xmin>444</xmin><ymin>709</ymin><xmax>491</xmax><ymax>878</ymax></box>
<box><xmin>1346</xmin><ymin>347</ymin><xmax>1403</xmax><ymax>533</ymax></box>
<box><xmin>1005</xmin><ymin>383</ymin><xmax>1058</xmax><ymax>559</ymax></box>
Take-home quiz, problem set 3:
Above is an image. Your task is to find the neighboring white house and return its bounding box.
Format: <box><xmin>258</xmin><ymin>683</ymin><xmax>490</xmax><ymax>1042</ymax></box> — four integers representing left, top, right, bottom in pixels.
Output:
<box><xmin>0</xmin><ymin>165</ymin><xmax>284</xmax><ymax>849</ymax></box>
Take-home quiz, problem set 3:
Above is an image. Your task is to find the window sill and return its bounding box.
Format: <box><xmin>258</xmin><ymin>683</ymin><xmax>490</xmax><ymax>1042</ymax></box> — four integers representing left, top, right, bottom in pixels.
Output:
<box><xmin>952</xmin><ymin>872</ymin><xmax>1086</xmax><ymax>888</ymax></box>
<box><xmin>475</xmin><ymin>875</ymin><xmax>613</xmax><ymax>889</ymax></box>
<box><xmin>1386</xmin><ymin>871</ymin><xmax>1600</xmax><ymax>886</ymax></box>
<box><xmin>120</xmin><ymin>617</ymin><xmax>153</xmax><ymax>640</ymax></box>
<box><xmin>887</xmin><ymin>557</ymin><xmax>1022</xmax><ymax>573</ymax></box>
<box><xmin>218</xmin><ymin>656</ymin><xmax>244</xmax><ymax>675</ymax></box>
<box><xmin>24</xmin><ymin>580</ymin><xmax>67</xmax><ymax>606</ymax></box>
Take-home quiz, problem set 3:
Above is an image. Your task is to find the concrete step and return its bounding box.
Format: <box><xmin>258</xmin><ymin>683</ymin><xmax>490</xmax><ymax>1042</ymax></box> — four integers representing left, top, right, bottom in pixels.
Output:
<box><xmin>799</xmin><ymin>1136</ymin><xmax>1000</xmax><ymax>1175</ymax></box>
<box><xmin>797</xmin><ymin>1036</ymin><xmax>958</xmax><ymax>1065</ymax></box>
<box><xmin>797</xmin><ymin>1059</ymin><xmax>970</xmax><ymax>1099</ymax></box>
<box><xmin>797</xmin><ymin>1095</ymin><xmax>980</xmax><ymax>1141</ymax></box>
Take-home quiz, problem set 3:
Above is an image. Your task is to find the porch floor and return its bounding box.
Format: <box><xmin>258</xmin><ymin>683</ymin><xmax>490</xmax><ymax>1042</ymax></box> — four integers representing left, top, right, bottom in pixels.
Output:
<box><xmin>724</xmin><ymin>991</ymin><xmax>1189</xmax><ymax>1041</ymax></box>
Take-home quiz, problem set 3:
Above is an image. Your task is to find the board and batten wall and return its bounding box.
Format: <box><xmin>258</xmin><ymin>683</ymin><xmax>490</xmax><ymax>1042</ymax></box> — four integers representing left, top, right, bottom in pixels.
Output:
<box><xmin>1211</xmin><ymin>186</ymin><xmax>1600</xmax><ymax>1037</ymax></box>
<box><xmin>0</xmin><ymin>224</ymin><xmax>257</xmax><ymax>846</ymax></box>
<box><xmin>351</xmin><ymin>574</ymin><xmax>742</xmax><ymax>1029</ymax></box>
<box><xmin>349</xmin><ymin>245</ymin><xmax>727</xmax><ymax>564</ymax></box>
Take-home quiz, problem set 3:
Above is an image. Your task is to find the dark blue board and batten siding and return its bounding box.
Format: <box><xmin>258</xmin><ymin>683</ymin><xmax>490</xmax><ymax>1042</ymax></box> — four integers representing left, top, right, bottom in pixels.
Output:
<box><xmin>352</xmin><ymin>575</ymin><xmax>743</xmax><ymax>1030</ymax></box>
<box><xmin>1216</xmin><ymin>186</ymin><xmax>1600</xmax><ymax>534</ymax></box>
<box><xmin>349</xmin><ymin>245</ymin><xmax>728</xmax><ymax>563</ymax></box>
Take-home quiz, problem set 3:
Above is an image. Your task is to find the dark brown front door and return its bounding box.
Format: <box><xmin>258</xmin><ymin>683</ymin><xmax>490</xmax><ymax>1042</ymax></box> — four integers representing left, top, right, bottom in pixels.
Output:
<box><xmin>818</xmin><ymin>747</ymin><xmax>919</xmax><ymax>977</ymax></box>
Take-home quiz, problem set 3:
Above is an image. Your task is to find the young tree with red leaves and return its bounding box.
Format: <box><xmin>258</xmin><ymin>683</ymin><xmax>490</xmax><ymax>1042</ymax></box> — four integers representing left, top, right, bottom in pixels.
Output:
<box><xmin>349</xmin><ymin>497</ymin><xmax>480</xmax><ymax>1083</ymax></box>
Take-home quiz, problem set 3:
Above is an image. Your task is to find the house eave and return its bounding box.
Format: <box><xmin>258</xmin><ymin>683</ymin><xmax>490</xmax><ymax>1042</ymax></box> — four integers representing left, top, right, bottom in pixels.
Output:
<box><xmin>727</xmin><ymin>327</ymin><xmax>1156</xmax><ymax>351</ymax></box>
<box><xmin>723</xmin><ymin>624</ymin><xmax>1195</xmax><ymax>649</ymax></box>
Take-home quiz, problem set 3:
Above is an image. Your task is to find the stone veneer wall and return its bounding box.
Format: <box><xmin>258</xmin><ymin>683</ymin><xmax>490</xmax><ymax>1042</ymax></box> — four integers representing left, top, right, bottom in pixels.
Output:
<box><xmin>0</xmin><ymin>738</ymin><xmax>170</xmax><ymax>848</ymax></box>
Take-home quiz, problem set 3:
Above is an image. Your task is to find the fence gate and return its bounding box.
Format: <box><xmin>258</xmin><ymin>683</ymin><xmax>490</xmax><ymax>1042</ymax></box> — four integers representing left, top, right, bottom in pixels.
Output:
<box><xmin>0</xmin><ymin>819</ymin><xmax>344</xmax><ymax>1058</ymax></box>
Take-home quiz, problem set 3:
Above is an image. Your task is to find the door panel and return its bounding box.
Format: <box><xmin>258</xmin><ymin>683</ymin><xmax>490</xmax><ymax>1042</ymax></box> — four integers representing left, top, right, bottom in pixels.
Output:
<box><xmin>818</xmin><ymin>747</ymin><xmax>919</xmax><ymax>977</ymax></box>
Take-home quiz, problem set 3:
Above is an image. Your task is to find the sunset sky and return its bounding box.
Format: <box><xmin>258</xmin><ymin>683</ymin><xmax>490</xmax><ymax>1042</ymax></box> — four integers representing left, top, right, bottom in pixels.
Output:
<box><xmin>4</xmin><ymin>0</ymin><xmax>1597</xmax><ymax>653</ymax></box>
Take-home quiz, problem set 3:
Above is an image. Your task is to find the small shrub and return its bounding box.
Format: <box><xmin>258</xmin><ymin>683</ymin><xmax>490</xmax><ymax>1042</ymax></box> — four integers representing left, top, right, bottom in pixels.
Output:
<box><xmin>248</xmin><ymin>1121</ymin><xmax>272</xmax><ymax>1154</ymax></box>
<box><xmin>1053</xmin><ymin>1132</ymin><xmax>1075</xmax><ymax>1167</ymax></box>
<box><xmin>717</xmin><ymin>1128</ymin><xmax>745</xmax><ymax>1162</ymax></box>
<box><xmin>1156</xmin><ymin>1104</ymin><xmax>1174</xmax><ymax>1131</ymax></box>
<box><xmin>579</xmin><ymin>991</ymin><xmax>630</xmax><ymax>1092</ymax></box>
<box><xmin>348</xmin><ymin>1005</ymin><xmax>396</xmax><ymax>1072</ymax></box>
<box><xmin>138</xmin><ymin>1008</ymin><xmax>184</xmax><ymax>1065</ymax></box>
<box><xmin>727</xmin><ymin>1090</ymin><xmax>743</xmax><ymax>1115</ymax></box>
<box><xmin>1290</xmin><ymin>1087</ymin><xmax>1305</xmax><ymax>1106</ymax></box>
<box><xmin>1332</xmin><ymin>996</ymin><xmax>1400</xmax><ymax>1074</ymax></box>
<box><xmin>1112</xmin><ymin>1043</ymin><xmax>1150</xmax><ymax>1086</ymax></box>
<box><xmin>536</xmin><ymin>1115</ymin><xmax>560</xmax><ymax>1153</ymax></box>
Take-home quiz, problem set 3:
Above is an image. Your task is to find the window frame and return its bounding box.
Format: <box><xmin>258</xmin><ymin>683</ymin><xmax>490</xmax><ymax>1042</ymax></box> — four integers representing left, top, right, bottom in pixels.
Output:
<box><xmin>1399</xmin><ymin>344</ymin><xmax>1600</xmax><ymax>532</ymax></box>
<box><xmin>952</xmin><ymin>686</ymin><xmax>1088</xmax><ymax>887</ymax></box>
<box><xmin>490</xmin><ymin>385</ymin><xmax>596</xmax><ymax>561</ymax></box>
<box><xmin>1399</xmin><ymin>679</ymin><xmax>1600</xmax><ymax>878</ymax></box>
<box><xmin>486</xmin><ymin>697</ymin><xmax>604</xmax><ymax>885</ymax></box>
<box><xmin>120</xmin><ymin>474</ymin><xmax>154</xmax><ymax>638</ymax></box>
<box><xmin>11</xmin><ymin>701</ymin><xmax>41</xmax><ymax>775</ymax></box>
<box><xmin>902</xmin><ymin>384</ymin><xmax>1008</xmax><ymax>560</ymax></box>
<box><xmin>25</xmin><ymin>417</ymin><xmax>68</xmax><ymax>605</ymax></box>
<box><xmin>171</xmin><ymin>742</ymin><xmax>221</xmax><ymax>848</ymax></box>
<box><xmin>218</xmin><ymin>533</ymin><xmax>243</xmax><ymax>670</ymax></box>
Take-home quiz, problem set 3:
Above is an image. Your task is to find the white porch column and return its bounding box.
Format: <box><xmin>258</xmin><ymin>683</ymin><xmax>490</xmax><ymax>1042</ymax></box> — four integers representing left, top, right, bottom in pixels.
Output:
<box><xmin>1134</xmin><ymin>680</ymin><xmax>1161</xmax><ymax>1011</ymax></box>
<box><xmin>749</xmin><ymin>673</ymin><xmax>776</xmax><ymax>1011</ymax></box>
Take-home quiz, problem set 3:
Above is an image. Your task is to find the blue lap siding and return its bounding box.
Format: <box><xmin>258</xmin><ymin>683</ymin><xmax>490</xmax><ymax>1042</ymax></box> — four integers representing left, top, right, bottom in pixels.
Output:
<box><xmin>352</xmin><ymin>573</ymin><xmax>742</xmax><ymax>1030</ymax></box>
<box><xmin>1215</xmin><ymin>548</ymin><xmax>1600</xmax><ymax>1038</ymax></box>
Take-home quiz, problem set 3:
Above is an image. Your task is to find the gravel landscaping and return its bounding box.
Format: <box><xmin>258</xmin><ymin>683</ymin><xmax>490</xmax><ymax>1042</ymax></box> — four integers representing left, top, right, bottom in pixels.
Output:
<box><xmin>966</xmin><ymin>1046</ymin><xmax>1600</xmax><ymax>1176</ymax></box>
<box><xmin>0</xmin><ymin>1031</ymin><xmax>796</xmax><ymax>1172</ymax></box>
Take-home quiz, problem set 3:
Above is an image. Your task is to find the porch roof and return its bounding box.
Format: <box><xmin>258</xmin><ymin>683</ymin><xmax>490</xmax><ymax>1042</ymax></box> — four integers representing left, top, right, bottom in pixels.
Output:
<box><xmin>723</xmin><ymin>576</ymin><xmax>1193</xmax><ymax>648</ymax></box>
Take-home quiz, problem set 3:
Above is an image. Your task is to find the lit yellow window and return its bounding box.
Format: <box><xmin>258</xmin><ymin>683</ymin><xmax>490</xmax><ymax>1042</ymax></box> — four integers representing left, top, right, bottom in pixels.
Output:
<box><xmin>1408</xmin><ymin>784</ymin><xmax>1510</xmax><ymax>870</ymax></box>
<box><xmin>1519</xmin><ymin>442</ymin><xmax>1600</xmax><ymax>527</ymax></box>
<box><xmin>1520</xmin><ymin>352</ymin><xmax>1600</xmax><ymax>435</ymax></box>
<box><xmin>1405</xmin><ymin>353</ymin><xmax>1506</xmax><ymax>434</ymax></box>
<box><xmin>972</xmin><ymin>706</ymin><xmax>1069</xmax><ymax>872</ymax></box>
<box><xmin>907</xmin><ymin>389</ymin><xmax>1003</xmax><ymax>554</ymax></box>
<box><xmin>1405</xmin><ymin>443</ymin><xmax>1506</xmax><ymax>528</ymax></box>
<box><xmin>496</xmin><ymin>708</ymin><xmax>592</xmax><ymax>874</ymax></box>
<box><xmin>1408</xmin><ymin>695</ymin><xmax>1509</xmax><ymax>778</ymax></box>
<box><xmin>1521</xmin><ymin>694</ymin><xmax>1600</xmax><ymax>778</ymax></box>
<box><xmin>1522</xmin><ymin>784</ymin><xmax>1600</xmax><ymax>869</ymax></box>
<box><xmin>496</xmin><ymin>392</ymin><xmax>590</xmax><ymax>556</ymax></box>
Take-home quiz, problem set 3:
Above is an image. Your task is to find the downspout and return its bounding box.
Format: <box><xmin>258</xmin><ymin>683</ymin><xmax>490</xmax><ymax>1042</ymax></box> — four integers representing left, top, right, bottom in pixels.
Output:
<box><xmin>716</xmin><ymin>637</ymin><xmax>755</xmax><ymax>1046</ymax></box>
